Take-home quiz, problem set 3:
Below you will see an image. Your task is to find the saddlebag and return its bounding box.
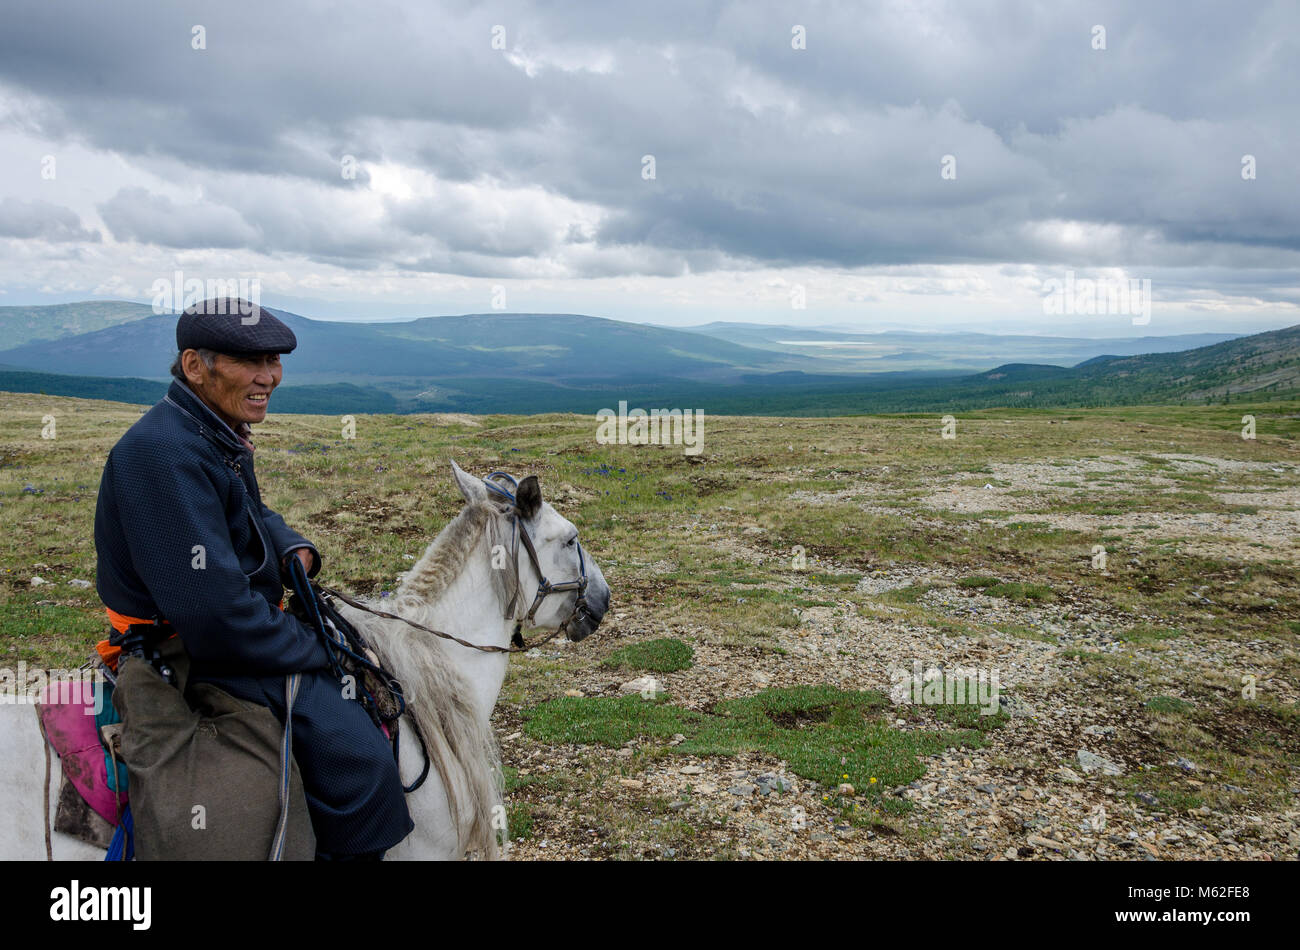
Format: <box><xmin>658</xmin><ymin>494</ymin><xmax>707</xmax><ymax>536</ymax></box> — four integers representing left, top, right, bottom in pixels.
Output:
<box><xmin>111</xmin><ymin>636</ymin><xmax>316</xmax><ymax>860</ymax></box>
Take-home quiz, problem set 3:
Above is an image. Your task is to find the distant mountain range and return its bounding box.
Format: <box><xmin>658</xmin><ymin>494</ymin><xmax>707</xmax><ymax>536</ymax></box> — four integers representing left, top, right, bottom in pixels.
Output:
<box><xmin>0</xmin><ymin>301</ymin><xmax>1296</xmax><ymax>415</ymax></box>
<box><xmin>0</xmin><ymin>307</ymin><xmax>821</xmax><ymax>384</ymax></box>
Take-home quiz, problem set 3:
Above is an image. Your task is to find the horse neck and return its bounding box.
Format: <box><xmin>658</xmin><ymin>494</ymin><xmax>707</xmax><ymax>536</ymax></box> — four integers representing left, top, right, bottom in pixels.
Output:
<box><xmin>394</xmin><ymin>531</ymin><xmax>512</xmax><ymax>727</ymax></box>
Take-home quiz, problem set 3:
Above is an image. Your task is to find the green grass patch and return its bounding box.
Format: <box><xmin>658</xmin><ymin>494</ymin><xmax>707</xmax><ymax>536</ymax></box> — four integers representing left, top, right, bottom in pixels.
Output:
<box><xmin>983</xmin><ymin>581</ymin><xmax>1056</xmax><ymax>603</ymax></box>
<box><xmin>993</xmin><ymin>623</ymin><xmax>1059</xmax><ymax>644</ymax></box>
<box><xmin>601</xmin><ymin>637</ymin><xmax>695</xmax><ymax>674</ymax></box>
<box><xmin>0</xmin><ymin>594</ymin><xmax>106</xmax><ymax>666</ymax></box>
<box><xmin>877</xmin><ymin>583</ymin><xmax>935</xmax><ymax>605</ymax></box>
<box><xmin>505</xmin><ymin>803</ymin><xmax>534</xmax><ymax>841</ymax></box>
<box><xmin>955</xmin><ymin>575</ymin><xmax>1056</xmax><ymax>603</ymax></box>
<box><xmin>1143</xmin><ymin>695</ymin><xmax>1194</xmax><ymax>714</ymax></box>
<box><xmin>1117</xmin><ymin>624</ymin><xmax>1184</xmax><ymax>643</ymax></box>
<box><xmin>524</xmin><ymin>694</ymin><xmax>700</xmax><ymax>746</ymax></box>
<box><xmin>523</xmin><ymin>685</ymin><xmax>1006</xmax><ymax>810</ymax></box>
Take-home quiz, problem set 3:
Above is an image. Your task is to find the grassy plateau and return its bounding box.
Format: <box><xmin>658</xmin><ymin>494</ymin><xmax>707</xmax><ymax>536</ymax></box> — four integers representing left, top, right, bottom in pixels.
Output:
<box><xmin>2</xmin><ymin>391</ymin><xmax>1298</xmax><ymax>860</ymax></box>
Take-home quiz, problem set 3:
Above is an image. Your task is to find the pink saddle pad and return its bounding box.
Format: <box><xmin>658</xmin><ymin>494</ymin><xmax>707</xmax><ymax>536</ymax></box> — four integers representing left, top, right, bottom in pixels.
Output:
<box><xmin>36</xmin><ymin>680</ymin><xmax>126</xmax><ymax>826</ymax></box>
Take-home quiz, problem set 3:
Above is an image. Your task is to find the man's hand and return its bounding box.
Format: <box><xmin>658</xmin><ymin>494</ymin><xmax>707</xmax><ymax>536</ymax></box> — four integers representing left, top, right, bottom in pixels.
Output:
<box><xmin>283</xmin><ymin>548</ymin><xmax>315</xmax><ymax>577</ymax></box>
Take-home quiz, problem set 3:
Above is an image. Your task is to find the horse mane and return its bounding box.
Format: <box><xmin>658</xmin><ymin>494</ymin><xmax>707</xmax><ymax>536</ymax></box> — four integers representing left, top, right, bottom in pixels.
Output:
<box><xmin>344</xmin><ymin>500</ymin><xmax>513</xmax><ymax>859</ymax></box>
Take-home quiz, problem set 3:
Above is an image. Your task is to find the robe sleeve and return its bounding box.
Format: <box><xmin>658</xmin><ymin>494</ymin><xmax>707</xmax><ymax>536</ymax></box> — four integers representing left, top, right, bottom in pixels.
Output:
<box><xmin>260</xmin><ymin>502</ymin><xmax>321</xmax><ymax>578</ymax></box>
<box><xmin>104</xmin><ymin>442</ymin><xmax>331</xmax><ymax>677</ymax></box>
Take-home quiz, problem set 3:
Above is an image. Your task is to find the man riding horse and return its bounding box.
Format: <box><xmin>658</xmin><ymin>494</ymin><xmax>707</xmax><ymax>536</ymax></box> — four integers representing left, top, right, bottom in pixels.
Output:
<box><xmin>93</xmin><ymin>297</ymin><xmax>413</xmax><ymax>859</ymax></box>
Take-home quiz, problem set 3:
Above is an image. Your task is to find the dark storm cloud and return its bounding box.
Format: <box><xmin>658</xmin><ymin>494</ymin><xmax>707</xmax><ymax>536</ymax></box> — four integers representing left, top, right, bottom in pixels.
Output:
<box><xmin>0</xmin><ymin>0</ymin><xmax>1295</xmax><ymax>276</ymax></box>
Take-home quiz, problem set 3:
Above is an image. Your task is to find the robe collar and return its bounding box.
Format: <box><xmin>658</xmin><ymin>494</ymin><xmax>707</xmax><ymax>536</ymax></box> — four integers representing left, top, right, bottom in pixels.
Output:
<box><xmin>166</xmin><ymin>378</ymin><xmax>257</xmax><ymax>455</ymax></box>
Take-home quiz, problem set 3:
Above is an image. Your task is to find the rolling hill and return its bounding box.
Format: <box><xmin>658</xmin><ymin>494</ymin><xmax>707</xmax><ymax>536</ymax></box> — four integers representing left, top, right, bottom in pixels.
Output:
<box><xmin>0</xmin><ymin>301</ymin><xmax>157</xmax><ymax>350</ymax></box>
<box><xmin>0</xmin><ymin>306</ymin><xmax>817</xmax><ymax>383</ymax></box>
<box><xmin>3</xmin><ymin>321</ymin><xmax>1297</xmax><ymax>416</ymax></box>
<box><xmin>0</xmin><ymin>301</ymin><xmax>1295</xmax><ymax>415</ymax></box>
<box><xmin>0</xmin><ymin>369</ymin><xmax>398</xmax><ymax>414</ymax></box>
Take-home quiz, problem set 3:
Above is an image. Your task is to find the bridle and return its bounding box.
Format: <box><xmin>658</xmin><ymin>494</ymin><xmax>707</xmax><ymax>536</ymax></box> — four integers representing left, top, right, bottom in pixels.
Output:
<box><xmin>318</xmin><ymin>470</ymin><xmax>592</xmax><ymax>654</ymax></box>
<box><xmin>302</xmin><ymin>470</ymin><xmax>592</xmax><ymax>797</ymax></box>
<box><xmin>482</xmin><ymin>472</ymin><xmax>592</xmax><ymax>646</ymax></box>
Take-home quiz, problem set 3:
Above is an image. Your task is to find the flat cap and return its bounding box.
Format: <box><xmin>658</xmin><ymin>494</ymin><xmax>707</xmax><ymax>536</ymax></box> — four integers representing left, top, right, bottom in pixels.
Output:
<box><xmin>175</xmin><ymin>298</ymin><xmax>297</xmax><ymax>355</ymax></box>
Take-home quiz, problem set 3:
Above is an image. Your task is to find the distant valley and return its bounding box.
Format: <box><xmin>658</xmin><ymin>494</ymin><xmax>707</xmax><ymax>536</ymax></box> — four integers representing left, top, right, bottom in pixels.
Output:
<box><xmin>0</xmin><ymin>301</ymin><xmax>1295</xmax><ymax>415</ymax></box>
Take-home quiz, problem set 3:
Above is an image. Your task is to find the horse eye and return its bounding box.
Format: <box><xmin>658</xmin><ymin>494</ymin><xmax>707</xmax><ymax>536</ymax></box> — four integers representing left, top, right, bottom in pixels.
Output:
<box><xmin>566</xmin><ymin>537</ymin><xmax>577</xmax><ymax>547</ymax></box>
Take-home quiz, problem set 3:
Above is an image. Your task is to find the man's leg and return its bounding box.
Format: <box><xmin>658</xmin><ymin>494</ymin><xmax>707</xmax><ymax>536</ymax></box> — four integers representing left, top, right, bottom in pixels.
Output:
<box><xmin>247</xmin><ymin>670</ymin><xmax>414</xmax><ymax>856</ymax></box>
<box><xmin>288</xmin><ymin>671</ymin><xmax>414</xmax><ymax>855</ymax></box>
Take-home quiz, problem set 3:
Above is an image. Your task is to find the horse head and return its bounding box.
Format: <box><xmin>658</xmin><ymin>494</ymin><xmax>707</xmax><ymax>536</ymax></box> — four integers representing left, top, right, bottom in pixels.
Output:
<box><xmin>450</xmin><ymin>460</ymin><xmax>610</xmax><ymax>643</ymax></box>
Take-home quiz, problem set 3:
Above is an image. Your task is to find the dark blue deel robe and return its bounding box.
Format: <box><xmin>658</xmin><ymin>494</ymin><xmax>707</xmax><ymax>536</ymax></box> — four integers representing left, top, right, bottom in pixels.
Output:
<box><xmin>94</xmin><ymin>377</ymin><xmax>412</xmax><ymax>855</ymax></box>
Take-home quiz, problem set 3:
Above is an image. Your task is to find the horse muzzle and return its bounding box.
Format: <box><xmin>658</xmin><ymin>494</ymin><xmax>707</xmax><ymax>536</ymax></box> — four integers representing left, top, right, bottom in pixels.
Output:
<box><xmin>564</xmin><ymin>588</ymin><xmax>608</xmax><ymax>643</ymax></box>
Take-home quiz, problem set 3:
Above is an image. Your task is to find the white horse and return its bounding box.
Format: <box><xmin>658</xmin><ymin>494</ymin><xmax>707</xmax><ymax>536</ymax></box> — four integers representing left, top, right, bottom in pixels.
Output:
<box><xmin>0</xmin><ymin>460</ymin><xmax>610</xmax><ymax>860</ymax></box>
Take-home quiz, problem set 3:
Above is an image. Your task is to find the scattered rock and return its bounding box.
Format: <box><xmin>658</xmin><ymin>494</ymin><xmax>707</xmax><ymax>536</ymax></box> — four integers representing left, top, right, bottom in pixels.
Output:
<box><xmin>1088</xmin><ymin>805</ymin><xmax>1107</xmax><ymax>833</ymax></box>
<box><xmin>1000</xmin><ymin>695</ymin><xmax>1038</xmax><ymax>719</ymax></box>
<box><xmin>620</xmin><ymin>676</ymin><xmax>663</xmax><ymax>698</ymax></box>
<box><xmin>1077</xmin><ymin>749</ymin><xmax>1124</xmax><ymax>776</ymax></box>
<box><xmin>756</xmin><ymin>774</ymin><xmax>792</xmax><ymax>795</ymax></box>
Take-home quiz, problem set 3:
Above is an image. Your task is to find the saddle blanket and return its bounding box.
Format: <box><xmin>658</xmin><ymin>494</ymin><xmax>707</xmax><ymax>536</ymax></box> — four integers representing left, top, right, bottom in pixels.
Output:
<box><xmin>36</xmin><ymin>677</ymin><xmax>128</xmax><ymax>830</ymax></box>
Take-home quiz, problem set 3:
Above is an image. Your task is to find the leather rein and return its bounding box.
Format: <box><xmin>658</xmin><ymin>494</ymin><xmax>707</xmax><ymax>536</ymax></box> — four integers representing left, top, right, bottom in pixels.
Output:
<box><xmin>318</xmin><ymin>472</ymin><xmax>591</xmax><ymax>655</ymax></box>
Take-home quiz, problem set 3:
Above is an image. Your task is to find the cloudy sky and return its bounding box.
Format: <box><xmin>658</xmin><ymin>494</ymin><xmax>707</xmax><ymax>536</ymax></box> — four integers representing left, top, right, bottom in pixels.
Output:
<box><xmin>0</xmin><ymin>0</ymin><xmax>1296</xmax><ymax>336</ymax></box>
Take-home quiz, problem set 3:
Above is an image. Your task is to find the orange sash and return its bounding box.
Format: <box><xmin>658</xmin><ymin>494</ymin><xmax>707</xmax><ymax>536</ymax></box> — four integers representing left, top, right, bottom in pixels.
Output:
<box><xmin>97</xmin><ymin>601</ymin><xmax>283</xmax><ymax>671</ymax></box>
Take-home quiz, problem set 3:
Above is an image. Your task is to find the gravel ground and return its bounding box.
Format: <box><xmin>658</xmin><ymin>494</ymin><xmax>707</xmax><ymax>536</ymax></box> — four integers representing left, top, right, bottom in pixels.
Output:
<box><xmin>502</xmin><ymin>452</ymin><xmax>1299</xmax><ymax>861</ymax></box>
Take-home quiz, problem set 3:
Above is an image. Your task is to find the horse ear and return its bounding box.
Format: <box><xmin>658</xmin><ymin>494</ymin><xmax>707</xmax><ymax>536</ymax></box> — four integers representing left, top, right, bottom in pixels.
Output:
<box><xmin>515</xmin><ymin>475</ymin><xmax>542</xmax><ymax>520</ymax></box>
<box><xmin>450</xmin><ymin>460</ymin><xmax>486</xmax><ymax>504</ymax></box>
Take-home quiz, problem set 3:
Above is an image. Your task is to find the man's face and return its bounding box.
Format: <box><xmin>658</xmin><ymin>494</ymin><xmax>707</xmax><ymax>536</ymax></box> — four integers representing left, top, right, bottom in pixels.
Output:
<box><xmin>185</xmin><ymin>350</ymin><xmax>282</xmax><ymax>429</ymax></box>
